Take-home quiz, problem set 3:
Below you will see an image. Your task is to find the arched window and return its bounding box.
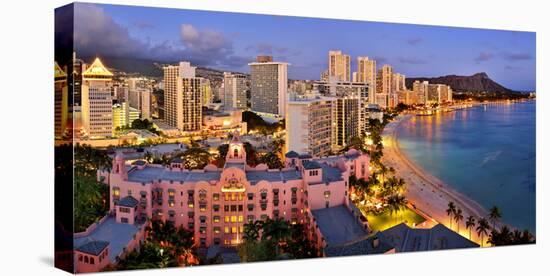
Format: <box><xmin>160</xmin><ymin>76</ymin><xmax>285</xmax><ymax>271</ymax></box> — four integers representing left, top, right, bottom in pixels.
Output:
<box><xmin>84</xmin><ymin>256</ymin><xmax>89</xmax><ymax>263</ymax></box>
<box><xmin>234</xmin><ymin>148</ymin><xmax>239</xmax><ymax>157</ymax></box>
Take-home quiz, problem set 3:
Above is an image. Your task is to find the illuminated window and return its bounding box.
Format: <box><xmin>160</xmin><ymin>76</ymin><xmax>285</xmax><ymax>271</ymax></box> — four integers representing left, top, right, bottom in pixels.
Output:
<box><xmin>231</xmin><ymin>227</ymin><xmax>237</xmax><ymax>233</ymax></box>
<box><xmin>231</xmin><ymin>216</ymin><xmax>237</xmax><ymax>223</ymax></box>
<box><xmin>213</xmin><ymin>193</ymin><xmax>220</xmax><ymax>201</ymax></box>
<box><xmin>213</xmin><ymin>216</ymin><xmax>220</xmax><ymax>223</ymax></box>
<box><xmin>224</xmin><ymin>227</ymin><xmax>229</xmax><ymax>233</ymax></box>
<box><xmin>188</xmin><ymin>202</ymin><xmax>194</xmax><ymax>208</ymax></box>
<box><xmin>224</xmin><ymin>216</ymin><xmax>230</xmax><ymax>223</ymax></box>
<box><xmin>238</xmin><ymin>215</ymin><xmax>243</xmax><ymax>222</ymax></box>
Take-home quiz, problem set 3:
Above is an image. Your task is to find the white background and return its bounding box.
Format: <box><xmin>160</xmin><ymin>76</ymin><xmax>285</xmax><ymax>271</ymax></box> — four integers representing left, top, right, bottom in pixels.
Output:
<box><xmin>0</xmin><ymin>0</ymin><xmax>547</xmax><ymax>275</ymax></box>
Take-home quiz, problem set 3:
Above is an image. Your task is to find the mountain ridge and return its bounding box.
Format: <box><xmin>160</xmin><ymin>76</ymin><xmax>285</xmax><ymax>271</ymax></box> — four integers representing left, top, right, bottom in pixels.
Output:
<box><xmin>405</xmin><ymin>72</ymin><xmax>519</xmax><ymax>94</ymax></box>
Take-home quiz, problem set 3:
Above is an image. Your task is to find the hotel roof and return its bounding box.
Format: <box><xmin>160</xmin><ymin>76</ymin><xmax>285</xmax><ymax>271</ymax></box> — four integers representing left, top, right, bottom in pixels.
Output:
<box><xmin>82</xmin><ymin>58</ymin><xmax>114</xmax><ymax>78</ymax></box>
<box><xmin>324</xmin><ymin>232</ymin><xmax>394</xmax><ymax>257</ymax></box>
<box><xmin>302</xmin><ymin>160</ymin><xmax>321</xmax><ymax>170</ymax></box>
<box><xmin>54</xmin><ymin>62</ymin><xmax>67</xmax><ymax>79</ymax></box>
<box><xmin>76</xmin><ymin>240</ymin><xmax>109</xmax><ymax>256</ymax></box>
<box><xmin>381</xmin><ymin>223</ymin><xmax>479</xmax><ymax>252</ymax></box>
<box><xmin>116</xmin><ymin>196</ymin><xmax>139</xmax><ymax>208</ymax></box>
<box><xmin>320</xmin><ymin>163</ymin><xmax>344</xmax><ymax>183</ymax></box>
<box><xmin>311</xmin><ymin>205</ymin><xmax>368</xmax><ymax>246</ymax></box>
<box><xmin>285</xmin><ymin>151</ymin><xmax>300</xmax><ymax>158</ymax></box>
<box><xmin>74</xmin><ymin>216</ymin><xmax>143</xmax><ymax>263</ymax></box>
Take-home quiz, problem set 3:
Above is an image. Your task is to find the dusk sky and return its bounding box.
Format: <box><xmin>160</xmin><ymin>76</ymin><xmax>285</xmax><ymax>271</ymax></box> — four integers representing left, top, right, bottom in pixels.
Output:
<box><xmin>73</xmin><ymin>3</ymin><xmax>536</xmax><ymax>91</ymax></box>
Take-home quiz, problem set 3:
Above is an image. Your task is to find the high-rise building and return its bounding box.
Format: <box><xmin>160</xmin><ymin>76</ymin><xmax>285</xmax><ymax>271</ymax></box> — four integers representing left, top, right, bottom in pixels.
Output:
<box><xmin>223</xmin><ymin>72</ymin><xmax>248</xmax><ymax>110</ymax></box>
<box><xmin>81</xmin><ymin>58</ymin><xmax>114</xmax><ymax>139</ymax></box>
<box><xmin>128</xmin><ymin>87</ymin><xmax>152</xmax><ymax>120</ymax></box>
<box><xmin>72</xmin><ymin>52</ymin><xmax>84</xmax><ymax>106</ymax></box>
<box><xmin>357</xmin><ymin>56</ymin><xmax>377</xmax><ymax>103</ymax></box>
<box><xmin>312</xmin><ymin>80</ymin><xmax>369</xmax><ymax>135</ymax></box>
<box><xmin>202</xmin><ymin>79</ymin><xmax>213</xmax><ymax>106</ymax></box>
<box><xmin>249</xmin><ymin>56</ymin><xmax>289</xmax><ymax>117</ymax></box>
<box><xmin>329</xmin><ymin>50</ymin><xmax>351</xmax><ymax>82</ymax></box>
<box><xmin>412</xmin><ymin>80</ymin><xmax>429</xmax><ymax>105</ymax></box>
<box><xmin>163</xmin><ymin>62</ymin><xmax>203</xmax><ymax>131</ymax></box>
<box><xmin>333</xmin><ymin>96</ymin><xmax>360</xmax><ymax>149</ymax></box>
<box><xmin>375</xmin><ymin>65</ymin><xmax>393</xmax><ymax>108</ymax></box>
<box><xmin>112</xmin><ymin>102</ymin><xmax>140</xmax><ymax>130</ymax></box>
<box><xmin>54</xmin><ymin>62</ymin><xmax>68</xmax><ymax>139</ymax></box>
<box><xmin>286</xmin><ymin>94</ymin><xmax>335</xmax><ymax>157</ymax></box>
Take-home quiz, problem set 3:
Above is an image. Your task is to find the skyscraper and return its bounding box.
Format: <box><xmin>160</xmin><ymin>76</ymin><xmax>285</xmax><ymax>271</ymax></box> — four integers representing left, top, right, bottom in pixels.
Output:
<box><xmin>286</xmin><ymin>94</ymin><xmax>335</xmax><ymax>157</ymax></box>
<box><xmin>81</xmin><ymin>58</ymin><xmax>114</xmax><ymax>139</ymax></box>
<box><xmin>163</xmin><ymin>62</ymin><xmax>203</xmax><ymax>131</ymax></box>
<box><xmin>223</xmin><ymin>72</ymin><xmax>248</xmax><ymax>110</ymax></box>
<box><xmin>412</xmin><ymin>80</ymin><xmax>429</xmax><ymax>105</ymax></box>
<box><xmin>357</xmin><ymin>56</ymin><xmax>377</xmax><ymax>103</ymax></box>
<box><xmin>376</xmin><ymin>65</ymin><xmax>393</xmax><ymax>108</ymax></box>
<box><xmin>329</xmin><ymin>50</ymin><xmax>351</xmax><ymax>82</ymax></box>
<box><xmin>54</xmin><ymin>62</ymin><xmax>68</xmax><ymax>139</ymax></box>
<box><xmin>249</xmin><ymin>56</ymin><xmax>289</xmax><ymax>117</ymax></box>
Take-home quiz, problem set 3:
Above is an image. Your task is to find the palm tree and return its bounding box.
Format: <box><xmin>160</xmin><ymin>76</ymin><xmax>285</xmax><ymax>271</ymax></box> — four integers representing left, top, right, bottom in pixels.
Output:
<box><xmin>476</xmin><ymin>217</ymin><xmax>490</xmax><ymax>246</ymax></box>
<box><xmin>454</xmin><ymin>208</ymin><xmax>464</xmax><ymax>232</ymax></box>
<box><xmin>379</xmin><ymin>165</ymin><xmax>390</xmax><ymax>185</ymax></box>
<box><xmin>387</xmin><ymin>194</ymin><xmax>407</xmax><ymax>224</ymax></box>
<box><xmin>465</xmin><ymin>216</ymin><xmax>476</xmax><ymax>240</ymax></box>
<box><xmin>262</xmin><ymin>218</ymin><xmax>291</xmax><ymax>256</ymax></box>
<box><xmin>446</xmin><ymin>201</ymin><xmax>456</xmax><ymax>229</ymax></box>
<box><xmin>489</xmin><ymin>205</ymin><xmax>502</xmax><ymax>229</ymax></box>
<box><xmin>243</xmin><ymin>220</ymin><xmax>263</xmax><ymax>242</ymax></box>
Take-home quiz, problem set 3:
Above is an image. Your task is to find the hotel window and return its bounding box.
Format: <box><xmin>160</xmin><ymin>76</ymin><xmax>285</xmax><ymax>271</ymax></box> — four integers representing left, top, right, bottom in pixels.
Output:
<box><xmin>213</xmin><ymin>227</ymin><xmax>221</xmax><ymax>234</ymax></box>
<box><xmin>224</xmin><ymin>216</ymin><xmax>230</xmax><ymax>223</ymax></box>
<box><xmin>238</xmin><ymin>215</ymin><xmax>244</xmax><ymax>222</ymax></box>
<box><xmin>261</xmin><ymin>214</ymin><xmax>268</xmax><ymax>221</ymax></box>
<box><xmin>213</xmin><ymin>204</ymin><xmax>220</xmax><ymax>212</ymax></box>
<box><xmin>247</xmin><ymin>193</ymin><xmax>254</xmax><ymax>200</ymax></box>
<box><xmin>120</xmin><ymin>207</ymin><xmax>130</xmax><ymax>213</ymax></box>
<box><xmin>225</xmin><ymin>193</ymin><xmax>230</xmax><ymax>201</ymax></box>
<box><xmin>78</xmin><ymin>255</ymin><xmax>83</xmax><ymax>262</ymax></box>
<box><xmin>231</xmin><ymin>226</ymin><xmax>237</xmax><ymax>233</ymax></box>
<box><xmin>261</xmin><ymin>203</ymin><xmax>267</xmax><ymax>211</ymax></box>
<box><xmin>213</xmin><ymin>216</ymin><xmax>220</xmax><ymax>223</ymax></box>
<box><xmin>224</xmin><ymin>227</ymin><xmax>230</xmax><ymax>234</ymax></box>
<box><xmin>230</xmin><ymin>205</ymin><xmax>237</xmax><ymax>212</ymax></box>
<box><xmin>247</xmin><ymin>204</ymin><xmax>254</xmax><ymax>211</ymax></box>
<box><xmin>238</xmin><ymin>205</ymin><xmax>243</xmax><ymax>212</ymax></box>
<box><xmin>121</xmin><ymin>217</ymin><xmax>129</xmax><ymax>223</ymax></box>
<box><xmin>200</xmin><ymin>216</ymin><xmax>207</xmax><ymax>224</ymax></box>
<box><xmin>213</xmin><ymin>193</ymin><xmax>220</xmax><ymax>201</ymax></box>
<box><xmin>224</xmin><ymin>205</ymin><xmax>230</xmax><ymax>212</ymax></box>
<box><xmin>90</xmin><ymin>257</ymin><xmax>95</xmax><ymax>265</ymax></box>
<box><xmin>200</xmin><ymin>227</ymin><xmax>206</xmax><ymax>234</ymax></box>
<box><xmin>324</xmin><ymin>191</ymin><xmax>331</xmax><ymax>199</ymax></box>
<box><xmin>188</xmin><ymin>202</ymin><xmax>194</xmax><ymax>208</ymax></box>
<box><xmin>231</xmin><ymin>216</ymin><xmax>237</xmax><ymax>223</ymax></box>
<box><xmin>200</xmin><ymin>204</ymin><xmax>207</xmax><ymax>212</ymax></box>
<box><xmin>247</xmin><ymin>215</ymin><xmax>255</xmax><ymax>222</ymax></box>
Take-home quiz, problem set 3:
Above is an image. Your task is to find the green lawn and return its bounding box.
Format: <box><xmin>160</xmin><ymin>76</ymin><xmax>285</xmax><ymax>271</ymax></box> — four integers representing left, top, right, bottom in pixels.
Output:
<box><xmin>366</xmin><ymin>207</ymin><xmax>426</xmax><ymax>232</ymax></box>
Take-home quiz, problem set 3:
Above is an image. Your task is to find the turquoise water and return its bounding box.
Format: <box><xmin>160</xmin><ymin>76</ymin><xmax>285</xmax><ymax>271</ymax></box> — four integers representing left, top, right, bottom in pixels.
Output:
<box><xmin>396</xmin><ymin>101</ymin><xmax>536</xmax><ymax>232</ymax></box>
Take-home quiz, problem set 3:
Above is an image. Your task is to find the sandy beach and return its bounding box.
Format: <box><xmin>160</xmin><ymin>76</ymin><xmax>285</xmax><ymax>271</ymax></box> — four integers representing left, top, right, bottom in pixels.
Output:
<box><xmin>382</xmin><ymin>114</ymin><xmax>498</xmax><ymax>246</ymax></box>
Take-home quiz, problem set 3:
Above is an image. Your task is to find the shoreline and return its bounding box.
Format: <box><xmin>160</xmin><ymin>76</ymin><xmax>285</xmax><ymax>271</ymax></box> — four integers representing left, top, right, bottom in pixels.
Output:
<box><xmin>381</xmin><ymin>114</ymin><xmax>502</xmax><ymax>245</ymax></box>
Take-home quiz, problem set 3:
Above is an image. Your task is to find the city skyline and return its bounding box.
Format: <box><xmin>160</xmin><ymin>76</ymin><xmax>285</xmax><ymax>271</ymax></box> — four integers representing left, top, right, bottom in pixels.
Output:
<box><xmin>68</xmin><ymin>3</ymin><xmax>536</xmax><ymax>91</ymax></box>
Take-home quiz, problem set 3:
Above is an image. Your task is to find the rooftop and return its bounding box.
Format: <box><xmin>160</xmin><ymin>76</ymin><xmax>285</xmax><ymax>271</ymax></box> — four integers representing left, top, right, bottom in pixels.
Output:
<box><xmin>285</xmin><ymin>151</ymin><xmax>299</xmax><ymax>158</ymax></box>
<box><xmin>246</xmin><ymin>169</ymin><xmax>302</xmax><ymax>185</ymax></box>
<box><xmin>381</xmin><ymin>223</ymin><xmax>479</xmax><ymax>252</ymax></box>
<box><xmin>82</xmin><ymin>58</ymin><xmax>113</xmax><ymax>78</ymax></box>
<box><xmin>311</xmin><ymin>205</ymin><xmax>368</xmax><ymax>246</ymax></box>
<box><xmin>320</xmin><ymin>163</ymin><xmax>344</xmax><ymax>183</ymax></box>
<box><xmin>76</xmin><ymin>240</ymin><xmax>109</xmax><ymax>256</ymax></box>
<box><xmin>324</xmin><ymin>232</ymin><xmax>394</xmax><ymax>257</ymax></box>
<box><xmin>74</xmin><ymin>216</ymin><xmax>143</xmax><ymax>262</ymax></box>
<box><xmin>116</xmin><ymin>196</ymin><xmax>139</xmax><ymax>208</ymax></box>
<box><xmin>302</xmin><ymin>160</ymin><xmax>321</xmax><ymax>170</ymax></box>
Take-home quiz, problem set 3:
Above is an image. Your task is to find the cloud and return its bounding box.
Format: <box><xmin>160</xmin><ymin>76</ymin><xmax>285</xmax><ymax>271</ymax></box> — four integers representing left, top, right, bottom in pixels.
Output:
<box><xmin>406</xmin><ymin>37</ymin><xmax>423</xmax><ymax>45</ymax></box>
<box><xmin>246</xmin><ymin>43</ymin><xmax>301</xmax><ymax>57</ymax></box>
<box><xmin>73</xmin><ymin>3</ymin><xmax>251</xmax><ymax>68</ymax></box>
<box><xmin>501</xmin><ymin>52</ymin><xmax>533</xmax><ymax>61</ymax></box>
<box><xmin>373</xmin><ymin>56</ymin><xmax>388</xmax><ymax>64</ymax></box>
<box><xmin>398</xmin><ymin>57</ymin><xmax>428</xmax><ymax>65</ymax></box>
<box><xmin>133</xmin><ymin>20</ymin><xmax>155</xmax><ymax>30</ymax></box>
<box><xmin>505</xmin><ymin>65</ymin><xmax>522</xmax><ymax>70</ymax></box>
<box><xmin>474</xmin><ymin>52</ymin><xmax>494</xmax><ymax>63</ymax></box>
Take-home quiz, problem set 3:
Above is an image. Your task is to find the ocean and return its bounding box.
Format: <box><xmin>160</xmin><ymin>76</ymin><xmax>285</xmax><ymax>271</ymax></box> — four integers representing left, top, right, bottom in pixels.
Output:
<box><xmin>396</xmin><ymin>100</ymin><xmax>536</xmax><ymax>232</ymax></box>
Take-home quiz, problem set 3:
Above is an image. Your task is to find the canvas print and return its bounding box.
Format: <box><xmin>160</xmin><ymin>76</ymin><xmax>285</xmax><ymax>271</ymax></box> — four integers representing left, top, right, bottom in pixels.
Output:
<box><xmin>54</xmin><ymin>2</ymin><xmax>536</xmax><ymax>273</ymax></box>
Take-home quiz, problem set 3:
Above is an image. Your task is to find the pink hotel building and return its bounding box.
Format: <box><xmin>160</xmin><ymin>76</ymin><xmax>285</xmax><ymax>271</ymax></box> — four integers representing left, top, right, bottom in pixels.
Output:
<box><xmin>76</xmin><ymin>134</ymin><xmax>371</xmax><ymax>272</ymax></box>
